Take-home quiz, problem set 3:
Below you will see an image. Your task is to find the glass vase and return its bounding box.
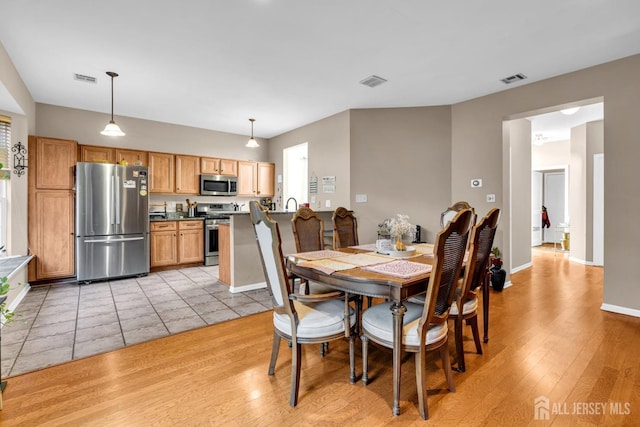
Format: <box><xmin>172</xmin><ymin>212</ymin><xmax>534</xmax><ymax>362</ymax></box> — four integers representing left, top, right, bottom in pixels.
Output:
<box><xmin>395</xmin><ymin>235</ymin><xmax>406</xmax><ymax>251</ymax></box>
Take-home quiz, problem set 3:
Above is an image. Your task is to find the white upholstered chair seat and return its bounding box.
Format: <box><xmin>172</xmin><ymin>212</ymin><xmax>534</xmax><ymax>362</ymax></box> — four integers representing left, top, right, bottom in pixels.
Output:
<box><xmin>274</xmin><ymin>299</ymin><xmax>355</xmax><ymax>339</ymax></box>
<box><xmin>361</xmin><ymin>302</ymin><xmax>448</xmax><ymax>347</ymax></box>
<box><xmin>449</xmin><ymin>297</ymin><xmax>478</xmax><ymax>316</ymax></box>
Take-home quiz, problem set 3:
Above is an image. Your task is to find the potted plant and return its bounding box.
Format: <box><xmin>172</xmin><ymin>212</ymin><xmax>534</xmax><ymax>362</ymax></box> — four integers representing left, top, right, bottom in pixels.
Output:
<box><xmin>490</xmin><ymin>246</ymin><xmax>506</xmax><ymax>291</ymax></box>
<box><xmin>0</xmin><ymin>276</ymin><xmax>16</xmax><ymax>325</ymax></box>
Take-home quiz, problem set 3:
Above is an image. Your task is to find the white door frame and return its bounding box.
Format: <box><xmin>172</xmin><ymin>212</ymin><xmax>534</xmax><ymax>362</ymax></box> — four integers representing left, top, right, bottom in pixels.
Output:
<box><xmin>593</xmin><ymin>153</ymin><xmax>604</xmax><ymax>266</ymax></box>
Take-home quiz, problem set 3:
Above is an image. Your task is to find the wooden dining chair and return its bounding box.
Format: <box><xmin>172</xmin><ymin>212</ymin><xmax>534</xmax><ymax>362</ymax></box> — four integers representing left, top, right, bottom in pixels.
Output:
<box><xmin>249</xmin><ymin>201</ymin><xmax>356</xmax><ymax>407</ymax></box>
<box><xmin>449</xmin><ymin>208</ymin><xmax>500</xmax><ymax>372</ymax></box>
<box><xmin>291</xmin><ymin>207</ymin><xmax>325</xmax><ymax>253</ymax></box>
<box><xmin>332</xmin><ymin>207</ymin><xmax>359</xmax><ymax>248</ymax></box>
<box><xmin>361</xmin><ymin>209</ymin><xmax>473</xmax><ymax>420</ymax></box>
<box><xmin>440</xmin><ymin>201</ymin><xmax>476</xmax><ymax>228</ymax></box>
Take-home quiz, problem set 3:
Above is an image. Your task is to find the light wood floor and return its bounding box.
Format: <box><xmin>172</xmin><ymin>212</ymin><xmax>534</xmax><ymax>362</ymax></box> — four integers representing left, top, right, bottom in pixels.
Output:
<box><xmin>1</xmin><ymin>250</ymin><xmax>638</xmax><ymax>426</ymax></box>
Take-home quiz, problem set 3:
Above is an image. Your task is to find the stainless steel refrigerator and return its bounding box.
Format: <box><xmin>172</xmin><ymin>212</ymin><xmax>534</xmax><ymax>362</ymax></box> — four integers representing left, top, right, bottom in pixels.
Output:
<box><xmin>75</xmin><ymin>162</ymin><xmax>149</xmax><ymax>282</ymax></box>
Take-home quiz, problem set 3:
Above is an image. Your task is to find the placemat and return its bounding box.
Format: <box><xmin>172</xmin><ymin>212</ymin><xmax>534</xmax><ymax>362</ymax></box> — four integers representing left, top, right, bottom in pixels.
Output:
<box><xmin>337</xmin><ymin>253</ymin><xmax>390</xmax><ymax>266</ymax></box>
<box><xmin>362</xmin><ymin>260</ymin><xmax>433</xmax><ymax>278</ymax></box>
<box><xmin>291</xmin><ymin>250</ymin><xmax>350</xmax><ymax>260</ymax></box>
<box><xmin>298</xmin><ymin>259</ymin><xmax>358</xmax><ymax>275</ymax></box>
<box><xmin>348</xmin><ymin>243</ymin><xmax>377</xmax><ymax>251</ymax></box>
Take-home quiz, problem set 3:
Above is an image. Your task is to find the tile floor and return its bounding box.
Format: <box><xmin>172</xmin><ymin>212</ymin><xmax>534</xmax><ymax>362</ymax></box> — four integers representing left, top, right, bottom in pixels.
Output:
<box><xmin>1</xmin><ymin>266</ymin><xmax>271</xmax><ymax>378</ymax></box>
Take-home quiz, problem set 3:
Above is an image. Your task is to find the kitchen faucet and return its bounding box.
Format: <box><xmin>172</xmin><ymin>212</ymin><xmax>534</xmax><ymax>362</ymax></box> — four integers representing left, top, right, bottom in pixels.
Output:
<box><xmin>285</xmin><ymin>197</ymin><xmax>298</xmax><ymax>212</ymax></box>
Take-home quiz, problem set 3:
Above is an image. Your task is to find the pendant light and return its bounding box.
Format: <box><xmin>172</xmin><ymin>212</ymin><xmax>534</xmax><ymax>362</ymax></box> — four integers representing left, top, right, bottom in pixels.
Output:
<box><xmin>246</xmin><ymin>118</ymin><xmax>259</xmax><ymax>148</ymax></box>
<box><xmin>100</xmin><ymin>71</ymin><xmax>125</xmax><ymax>136</ymax></box>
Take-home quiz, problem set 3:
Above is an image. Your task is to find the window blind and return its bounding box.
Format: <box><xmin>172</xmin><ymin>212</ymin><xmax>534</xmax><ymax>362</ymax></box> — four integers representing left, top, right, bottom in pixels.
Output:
<box><xmin>0</xmin><ymin>115</ymin><xmax>10</xmax><ymax>170</ymax></box>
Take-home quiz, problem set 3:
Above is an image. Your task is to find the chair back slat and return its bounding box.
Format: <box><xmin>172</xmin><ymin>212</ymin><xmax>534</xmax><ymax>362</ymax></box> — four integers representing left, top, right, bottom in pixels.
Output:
<box><xmin>292</xmin><ymin>207</ymin><xmax>324</xmax><ymax>252</ymax></box>
<box><xmin>250</xmin><ymin>201</ymin><xmax>292</xmax><ymax>311</ymax></box>
<box><xmin>462</xmin><ymin>208</ymin><xmax>500</xmax><ymax>299</ymax></box>
<box><xmin>421</xmin><ymin>209</ymin><xmax>472</xmax><ymax>329</ymax></box>
<box><xmin>332</xmin><ymin>207</ymin><xmax>359</xmax><ymax>248</ymax></box>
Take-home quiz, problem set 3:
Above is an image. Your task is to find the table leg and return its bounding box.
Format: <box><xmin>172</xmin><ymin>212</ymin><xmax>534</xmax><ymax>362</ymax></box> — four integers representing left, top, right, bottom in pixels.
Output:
<box><xmin>483</xmin><ymin>270</ymin><xmax>490</xmax><ymax>343</ymax></box>
<box><xmin>390</xmin><ymin>302</ymin><xmax>407</xmax><ymax>416</ymax></box>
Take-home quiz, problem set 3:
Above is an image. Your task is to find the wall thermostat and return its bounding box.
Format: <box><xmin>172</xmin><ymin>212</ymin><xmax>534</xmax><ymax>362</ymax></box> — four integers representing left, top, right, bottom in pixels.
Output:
<box><xmin>471</xmin><ymin>179</ymin><xmax>483</xmax><ymax>188</ymax></box>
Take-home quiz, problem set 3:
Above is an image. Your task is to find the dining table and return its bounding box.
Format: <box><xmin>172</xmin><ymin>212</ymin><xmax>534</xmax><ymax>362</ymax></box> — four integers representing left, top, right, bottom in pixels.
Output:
<box><xmin>286</xmin><ymin>243</ymin><xmax>437</xmax><ymax>416</ymax></box>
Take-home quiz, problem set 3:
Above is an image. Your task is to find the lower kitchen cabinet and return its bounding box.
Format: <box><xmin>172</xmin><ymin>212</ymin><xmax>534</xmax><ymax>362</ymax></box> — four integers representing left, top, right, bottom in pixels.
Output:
<box><xmin>150</xmin><ymin>220</ymin><xmax>203</xmax><ymax>268</ymax></box>
<box><xmin>150</xmin><ymin>222</ymin><xmax>178</xmax><ymax>267</ymax></box>
<box><xmin>218</xmin><ymin>223</ymin><xmax>230</xmax><ymax>285</ymax></box>
<box><xmin>178</xmin><ymin>221</ymin><xmax>204</xmax><ymax>264</ymax></box>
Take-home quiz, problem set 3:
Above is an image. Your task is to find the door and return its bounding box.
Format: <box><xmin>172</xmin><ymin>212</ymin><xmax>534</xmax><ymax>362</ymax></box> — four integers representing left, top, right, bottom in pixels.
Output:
<box><xmin>175</xmin><ymin>155</ymin><xmax>200</xmax><ymax>194</ymax></box>
<box><xmin>35</xmin><ymin>190</ymin><xmax>75</xmax><ymax>279</ymax></box>
<box><xmin>149</xmin><ymin>152</ymin><xmax>175</xmax><ymax>193</ymax></box>
<box><xmin>115</xmin><ymin>165</ymin><xmax>149</xmax><ymax>235</ymax></box>
<box><xmin>76</xmin><ymin>234</ymin><xmax>149</xmax><ymax>281</ymax></box>
<box><xmin>544</xmin><ymin>172</ymin><xmax>566</xmax><ymax>244</ymax></box>
<box><xmin>151</xmin><ymin>230</ymin><xmax>178</xmax><ymax>267</ymax></box>
<box><xmin>532</xmin><ymin>171</ymin><xmax>543</xmax><ymax>246</ymax></box>
<box><xmin>76</xmin><ymin>162</ymin><xmax>115</xmax><ymax>237</ymax></box>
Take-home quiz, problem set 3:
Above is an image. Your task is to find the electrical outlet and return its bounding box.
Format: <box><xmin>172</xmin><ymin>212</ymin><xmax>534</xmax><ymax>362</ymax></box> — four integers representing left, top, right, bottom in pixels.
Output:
<box><xmin>487</xmin><ymin>194</ymin><xmax>496</xmax><ymax>203</ymax></box>
<box><xmin>325</xmin><ymin>200</ymin><xmax>331</xmax><ymax>208</ymax></box>
<box><xmin>355</xmin><ymin>194</ymin><xmax>367</xmax><ymax>203</ymax></box>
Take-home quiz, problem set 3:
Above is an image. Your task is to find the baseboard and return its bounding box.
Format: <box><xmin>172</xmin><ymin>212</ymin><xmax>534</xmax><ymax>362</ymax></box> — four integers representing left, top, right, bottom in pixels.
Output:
<box><xmin>600</xmin><ymin>303</ymin><xmax>640</xmax><ymax>318</ymax></box>
<box><xmin>229</xmin><ymin>281</ymin><xmax>267</xmax><ymax>294</ymax></box>
<box><xmin>511</xmin><ymin>262</ymin><xmax>532</xmax><ymax>274</ymax></box>
<box><xmin>502</xmin><ymin>280</ymin><xmax>513</xmax><ymax>289</ymax></box>
<box><xmin>569</xmin><ymin>257</ymin><xmax>593</xmax><ymax>266</ymax></box>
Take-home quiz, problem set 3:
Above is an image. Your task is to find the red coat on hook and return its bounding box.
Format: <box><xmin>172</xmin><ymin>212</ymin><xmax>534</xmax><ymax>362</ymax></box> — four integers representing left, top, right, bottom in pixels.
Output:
<box><xmin>542</xmin><ymin>206</ymin><xmax>551</xmax><ymax>228</ymax></box>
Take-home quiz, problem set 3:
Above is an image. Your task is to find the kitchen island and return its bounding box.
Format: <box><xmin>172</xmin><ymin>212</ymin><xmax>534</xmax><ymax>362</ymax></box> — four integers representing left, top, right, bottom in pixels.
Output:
<box><xmin>220</xmin><ymin>210</ymin><xmax>334</xmax><ymax>292</ymax></box>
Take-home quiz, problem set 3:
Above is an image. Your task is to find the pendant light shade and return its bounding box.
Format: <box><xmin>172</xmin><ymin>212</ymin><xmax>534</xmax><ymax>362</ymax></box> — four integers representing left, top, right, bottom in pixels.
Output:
<box><xmin>246</xmin><ymin>118</ymin><xmax>259</xmax><ymax>148</ymax></box>
<box><xmin>100</xmin><ymin>71</ymin><xmax>125</xmax><ymax>136</ymax></box>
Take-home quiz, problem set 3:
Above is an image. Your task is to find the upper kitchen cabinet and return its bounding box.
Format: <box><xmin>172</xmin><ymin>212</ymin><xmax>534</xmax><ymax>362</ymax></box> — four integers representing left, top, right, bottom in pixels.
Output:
<box><xmin>149</xmin><ymin>152</ymin><xmax>175</xmax><ymax>193</ymax></box>
<box><xmin>29</xmin><ymin>136</ymin><xmax>77</xmax><ymax>190</ymax></box>
<box><xmin>257</xmin><ymin>162</ymin><xmax>275</xmax><ymax>197</ymax></box>
<box><xmin>175</xmin><ymin>155</ymin><xmax>200</xmax><ymax>194</ymax></box>
<box><xmin>116</xmin><ymin>148</ymin><xmax>148</xmax><ymax>166</ymax></box>
<box><xmin>79</xmin><ymin>145</ymin><xmax>115</xmax><ymax>163</ymax></box>
<box><xmin>201</xmin><ymin>157</ymin><xmax>238</xmax><ymax>176</ymax></box>
<box><xmin>237</xmin><ymin>161</ymin><xmax>275</xmax><ymax>197</ymax></box>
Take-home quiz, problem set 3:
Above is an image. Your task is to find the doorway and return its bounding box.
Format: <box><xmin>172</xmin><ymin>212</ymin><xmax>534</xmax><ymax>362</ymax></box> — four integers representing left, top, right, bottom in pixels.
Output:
<box><xmin>283</xmin><ymin>142</ymin><xmax>308</xmax><ymax>207</ymax></box>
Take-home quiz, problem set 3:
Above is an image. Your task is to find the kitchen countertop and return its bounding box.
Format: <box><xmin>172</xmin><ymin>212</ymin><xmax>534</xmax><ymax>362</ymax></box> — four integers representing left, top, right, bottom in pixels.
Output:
<box><xmin>149</xmin><ymin>217</ymin><xmax>205</xmax><ymax>222</ymax></box>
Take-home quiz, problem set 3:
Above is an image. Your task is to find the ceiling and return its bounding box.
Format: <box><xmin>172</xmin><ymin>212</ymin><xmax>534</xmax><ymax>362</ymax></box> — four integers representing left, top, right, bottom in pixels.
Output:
<box><xmin>529</xmin><ymin>103</ymin><xmax>604</xmax><ymax>144</ymax></box>
<box><xmin>1</xmin><ymin>1</ymin><xmax>639</xmax><ymax>139</ymax></box>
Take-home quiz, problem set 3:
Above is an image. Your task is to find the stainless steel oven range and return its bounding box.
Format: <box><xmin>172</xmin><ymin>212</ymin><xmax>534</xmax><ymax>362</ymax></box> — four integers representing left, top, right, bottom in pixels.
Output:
<box><xmin>204</xmin><ymin>216</ymin><xmax>230</xmax><ymax>266</ymax></box>
<box><xmin>197</xmin><ymin>202</ymin><xmax>237</xmax><ymax>266</ymax></box>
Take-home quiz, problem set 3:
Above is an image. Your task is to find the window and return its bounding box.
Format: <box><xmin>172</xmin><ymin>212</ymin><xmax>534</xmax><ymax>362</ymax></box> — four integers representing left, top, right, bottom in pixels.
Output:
<box><xmin>283</xmin><ymin>143</ymin><xmax>308</xmax><ymax>208</ymax></box>
<box><xmin>0</xmin><ymin>115</ymin><xmax>10</xmax><ymax>253</ymax></box>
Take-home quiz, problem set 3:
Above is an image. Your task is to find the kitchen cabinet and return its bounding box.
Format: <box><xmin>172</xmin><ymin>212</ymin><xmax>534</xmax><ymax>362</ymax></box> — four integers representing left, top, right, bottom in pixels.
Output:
<box><xmin>28</xmin><ymin>136</ymin><xmax>77</xmax><ymax>282</ymax></box>
<box><xmin>201</xmin><ymin>157</ymin><xmax>238</xmax><ymax>176</ymax></box>
<box><xmin>150</xmin><ymin>222</ymin><xmax>178</xmax><ymax>267</ymax></box>
<box><xmin>116</xmin><ymin>148</ymin><xmax>148</xmax><ymax>166</ymax></box>
<box><xmin>79</xmin><ymin>145</ymin><xmax>115</xmax><ymax>163</ymax></box>
<box><xmin>257</xmin><ymin>162</ymin><xmax>275</xmax><ymax>197</ymax></box>
<box><xmin>150</xmin><ymin>220</ymin><xmax>203</xmax><ymax>268</ymax></box>
<box><xmin>178</xmin><ymin>221</ymin><xmax>204</xmax><ymax>264</ymax></box>
<box><xmin>175</xmin><ymin>155</ymin><xmax>200</xmax><ymax>194</ymax></box>
<box><xmin>149</xmin><ymin>152</ymin><xmax>175</xmax><ymax>193</ymax></box>
<box><xmin>237</xmin><ymin>161</ymin><xmax>275</xmax><ymax>197</ymax></box>
<box><xmin>32</xmin><ymin>136</ymin><xmax>77</xmax><ymax>190</ymax></box>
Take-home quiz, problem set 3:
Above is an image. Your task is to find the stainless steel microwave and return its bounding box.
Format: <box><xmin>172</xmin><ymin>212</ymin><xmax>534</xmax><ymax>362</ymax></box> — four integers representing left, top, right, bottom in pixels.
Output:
<box><xmin>200</xmin><ymin>174</ymin><xmax>238</xmax><ymax>196</ymax></box>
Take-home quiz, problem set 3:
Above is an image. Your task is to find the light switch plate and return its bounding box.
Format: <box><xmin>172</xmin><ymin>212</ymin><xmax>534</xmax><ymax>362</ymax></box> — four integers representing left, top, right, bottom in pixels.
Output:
<box><xmin>325</xmin><ymin>200</ymin><xmax>331</xmax><ymax>208</ymax></box>
<box><xmin>355</xmin><ymin>194</ymin><xmax>367</xmax><ymax>203</ymax></box>
<box><xmin>487</xmin><ymin>194</ymin><xmax>496</xmax><ymax>203</ymax></box>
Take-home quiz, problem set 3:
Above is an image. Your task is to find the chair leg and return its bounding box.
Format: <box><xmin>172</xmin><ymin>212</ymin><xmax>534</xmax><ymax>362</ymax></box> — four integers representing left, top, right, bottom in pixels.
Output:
<box><xmin>361</xmin><ymin>335</ymin><xmax>370</xmax><ymax>385</ymax></box>
<box><xmin>454</xmin><ymin>317</ymin><xmax>466</xmax><ymax>373</ymax></box>
<box><xmin>268</xmin><ymin>331</ymin><xmax>281</xmax><ymax>376</ymax></box>
<box><xmin>349</xmin><ymin>335</ymin><xmax>356</xmax><ymax>384</ymax></box>
<box><xmin>290</xmin><ymin>341</ymin><xmax>302</xmax><ymax>407</ymax></box>
<box><xmin>415</xmin><ymin>347</ymin><xmax>429</xmax><ymax>420</ymax></box>
<box><xmin>367</xmin><ymin>296</ymin><xmax>373</xmax><ymax>308</ymax></box>
<box><xmin>468</xmin><ymin>315</ymin><xmax>483</xmax><ymax>355</ymax></box>
<box><xmin>440</xmin><ymin>341</ymin><xmax>456</xmax><ymax>392</ymax></box>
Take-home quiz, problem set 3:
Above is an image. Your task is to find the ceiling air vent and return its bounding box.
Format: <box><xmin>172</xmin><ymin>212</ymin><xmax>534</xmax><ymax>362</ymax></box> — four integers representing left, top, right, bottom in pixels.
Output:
<box><xmin>500</xmin><ymin>73</ymin><xmax>527</xmax><ymax>84</ymax></box>
<box><xmin>360</xmin><ymin>75</ymin><xmax>387</xmax><ymax>88</ymax></box>
<box><xmin>74</xmin><ymin>73</ymin><xmax>97</xmax><ymax>83</ymax></box>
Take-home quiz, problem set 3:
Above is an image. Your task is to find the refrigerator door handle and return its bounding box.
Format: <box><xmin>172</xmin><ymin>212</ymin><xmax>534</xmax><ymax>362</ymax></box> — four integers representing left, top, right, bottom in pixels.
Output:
<box><xmin>83</xmin><ymin>237</ymin><xmax>146</xmax><ymax>243</ymax></box>
<box><xmin>115</xmin><ymin>174</ymin><xmax>121</xmax><ymax>226</ymax></box>
<box><xmin>111</xmin><ymin>175</ymin><xmax>116</xmax><ymax>227</ymax></box>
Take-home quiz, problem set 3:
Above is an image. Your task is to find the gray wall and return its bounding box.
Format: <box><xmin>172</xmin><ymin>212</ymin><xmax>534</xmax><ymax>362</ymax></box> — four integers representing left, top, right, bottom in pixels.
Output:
<box><xmin>267</xmin><ymin>111</ymin><xmax>351</xmax><ymax>211</ymax></box>
<box><xmin>450</xmin><ymin>55</ymin><xmax>640</xmax><ymax>312</ymax></box>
